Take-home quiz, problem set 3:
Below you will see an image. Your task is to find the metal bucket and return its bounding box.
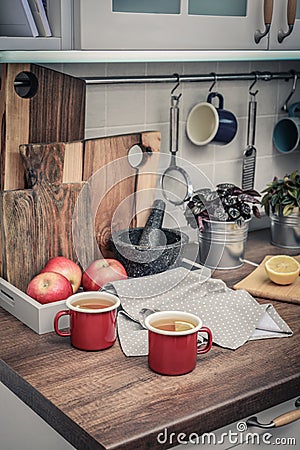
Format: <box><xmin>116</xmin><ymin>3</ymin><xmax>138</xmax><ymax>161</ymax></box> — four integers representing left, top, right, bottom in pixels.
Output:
<box><xmin>270</xmin><ymin>211</ymin><xmax>300</xmax><ymax>249</ymax></box>
<box><xmin>198</xmin><ymin>219</ymin><xmax>250</xmax><ymax>270</ymax></box>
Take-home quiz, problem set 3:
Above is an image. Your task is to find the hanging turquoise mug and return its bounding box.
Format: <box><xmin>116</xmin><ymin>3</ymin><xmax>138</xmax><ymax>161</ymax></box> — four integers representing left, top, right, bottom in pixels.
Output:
<box><xmin>273</xmin><ymin>102</ymin><xmax>300</xmax><ymax>153</ymax></box>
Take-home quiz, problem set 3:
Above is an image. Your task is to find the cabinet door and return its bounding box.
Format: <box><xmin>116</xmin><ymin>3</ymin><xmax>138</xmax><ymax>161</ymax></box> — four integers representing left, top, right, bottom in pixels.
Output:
<box><xmin>73</xmin><ymin>0</ymin><xmax>268</xmax><ymax>50</ymax></box>
<box><xmin>269</xmin><ymin>0</ymin><xmax>300</xmax><ymax>49</ymax></box>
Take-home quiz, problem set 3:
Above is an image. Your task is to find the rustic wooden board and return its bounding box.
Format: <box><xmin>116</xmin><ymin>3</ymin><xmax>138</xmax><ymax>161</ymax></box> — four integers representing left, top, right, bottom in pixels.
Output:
<box><xmin>233</xmin><ymin>255</ymin><xmax>300</xmax><ymax>304</ymax></box>
<box><xmin>0</xmin><ymin>63</ymin><xmax>30</xmax><ymax>192</ymax></box>
<box><xmin>1</xmin><ymin>132</ymin><xmax>160</xmax><ymax>289</ymax></box>
<box><xmin>83</xmin><ymin>132</ymin><xmax>160</xmax><ymax>257</ymax></box>
<box><xmin>19</xmin><ymin>142</ymin><xmax>83</xmax><ymax>187</ymax></box>
<box><xmin>1</xmin><ymin>143</ymin><xmax>87</xmax><ymax>290</ymax></box>
<box><xmin>0</xmin><ymin>63</ymin><xmax>85</xmax><ymax>191</ymax></box>
<box><xmin>1</xmin><ymin>183</ymin><xmax>84</xmax><ymax>290</ymax></box>
<box><xmin>135</xmin><ymin>132</ymin><xmax>161</xmax><ymax>227</ymax></box>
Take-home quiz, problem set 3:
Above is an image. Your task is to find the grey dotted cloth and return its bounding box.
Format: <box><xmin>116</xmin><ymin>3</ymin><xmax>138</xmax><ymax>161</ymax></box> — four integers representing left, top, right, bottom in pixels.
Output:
<box><xmin>103</xmin><ymin>267</ymin><xmax>292</xmax><ymax>356</ymax></box>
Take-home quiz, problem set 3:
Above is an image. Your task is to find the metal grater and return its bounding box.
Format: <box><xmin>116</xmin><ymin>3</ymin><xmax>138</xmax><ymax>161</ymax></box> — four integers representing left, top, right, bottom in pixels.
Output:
<box><xmin>242</xmin><ymin>147</ymin><xmax>256</xmax><ymax>190</ymax></box>
<box><xmin>242</xmin><ymin>96</ymin><xmax>257</xmax><ymax>190</ymax></box>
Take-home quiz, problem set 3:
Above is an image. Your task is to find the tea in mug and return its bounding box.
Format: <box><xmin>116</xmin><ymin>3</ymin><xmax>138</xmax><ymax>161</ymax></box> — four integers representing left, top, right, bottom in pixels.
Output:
<box><xmin>72</xmin><ymin>298</ymin><xmax>114</xmax><ymax>310</ymax></box>
<box><xmin>151</xmin><ymin>318</ymin><xmax>196</xmax><ymax>332</ymax></box>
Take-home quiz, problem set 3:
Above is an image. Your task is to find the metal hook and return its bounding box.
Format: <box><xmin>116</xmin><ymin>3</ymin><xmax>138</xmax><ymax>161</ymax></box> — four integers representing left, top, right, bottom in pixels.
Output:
<box><xmin>209</xmin><ymin>72</ymin><xmax>217</xmax><ymax>92</ymax></box>
<box><xmin>171</xmin><ymin>73</ymin><xmax>181</xmax><ymax>98</ymax></box>
<box><xmin>281</xmin><ymin>70</ymin><xmax>298</xmax><ymax>112</ymax></box>
<box><xmin>249</xmin><ymin>72</ymin><xmax>259</xmax><ymax>97</ymax></box>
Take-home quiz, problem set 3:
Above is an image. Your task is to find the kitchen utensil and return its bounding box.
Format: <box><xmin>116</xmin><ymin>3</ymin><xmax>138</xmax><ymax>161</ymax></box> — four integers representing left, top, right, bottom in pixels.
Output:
<box><xmin>138</xmin><ymin>199</ymin><xmax>166</xmax><ymax>248</ymax></box>
<box><xmin>161</xmin><ymin>93</ymin><xmax>193</xmax><ymax>206</ymax></box>
<box><xmin>242</xmin><ymin>92</ymin><xmax>257</xmax><ymax>190</ymax></box>
<box><xmin>110</xmin><ymin>196</ymin><xmax>189</xmax><ymax>277</ymax></box>
<box><xmin>127</xmin><ymin>143</ymin><xmax>152</xmax><ymax>228</ymax></box>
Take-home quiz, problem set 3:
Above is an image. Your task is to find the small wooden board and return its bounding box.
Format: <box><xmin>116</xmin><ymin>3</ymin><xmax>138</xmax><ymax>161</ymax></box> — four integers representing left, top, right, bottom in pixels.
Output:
<box><xmin>233</xmin><ymin>255</ymin><xmax>300</xmax><ymax>305</ymax></box>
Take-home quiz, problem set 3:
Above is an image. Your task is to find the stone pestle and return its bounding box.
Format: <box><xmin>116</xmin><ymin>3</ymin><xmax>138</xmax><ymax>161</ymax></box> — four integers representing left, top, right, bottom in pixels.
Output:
<box><xmin>138</xmin><ymin>199</ymin><xmax>167</xmax><ymax>248</ymax></box>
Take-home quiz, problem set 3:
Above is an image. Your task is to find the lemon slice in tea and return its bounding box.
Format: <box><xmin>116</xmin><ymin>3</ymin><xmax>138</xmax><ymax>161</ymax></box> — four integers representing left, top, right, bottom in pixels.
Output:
<box><xmin>174</xmin><ymin>321</ymin><xmax>195</xmax><ymax>332</ymax></box>
<box><xmin>265</xmin><ymin>255</ymin><xmax>300</xmax><ymax>285</ymax></box>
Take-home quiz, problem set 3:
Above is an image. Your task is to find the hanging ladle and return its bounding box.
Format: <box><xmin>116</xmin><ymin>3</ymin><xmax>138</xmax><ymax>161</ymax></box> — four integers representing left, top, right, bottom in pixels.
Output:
<box><xmin>161</xmin><ymin>75</ymin><xmax>193</xmax><ymax>206</ymax></box>
<box><xmin>281</xmin><ymin>70</ymin><xmax>298</xmax><ymax>112</ymax></box>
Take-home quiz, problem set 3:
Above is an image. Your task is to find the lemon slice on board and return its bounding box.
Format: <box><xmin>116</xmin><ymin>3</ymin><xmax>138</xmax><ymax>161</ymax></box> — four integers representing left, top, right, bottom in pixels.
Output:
<box><xmin>174</xmin><ymin>321</ymin><xmax>195</xmax><ymax>332</ymax></box>
<box><xmin>265</xmin><ymin>255</ymin><xmax>300</xmax><ymax>285</ymax></box>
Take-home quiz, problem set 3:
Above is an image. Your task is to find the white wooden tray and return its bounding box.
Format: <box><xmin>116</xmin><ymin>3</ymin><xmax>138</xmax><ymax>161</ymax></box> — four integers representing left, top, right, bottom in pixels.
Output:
<box><xmin>0</xmin><ymin>277</ymin><xmax>69</xmax><ymax>334</ymax></box>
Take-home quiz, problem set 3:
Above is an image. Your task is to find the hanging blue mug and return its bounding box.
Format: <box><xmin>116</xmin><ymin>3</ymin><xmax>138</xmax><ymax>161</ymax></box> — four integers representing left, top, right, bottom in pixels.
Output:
<box><xmin>273</xmin><ymin>102</ymin><xmax>300</xmax><ymax>153</ymax></box>
<box><xmin>207</xmin><ymin>92</ymin><xmax>238</xmax><ymax>145</ymax></box>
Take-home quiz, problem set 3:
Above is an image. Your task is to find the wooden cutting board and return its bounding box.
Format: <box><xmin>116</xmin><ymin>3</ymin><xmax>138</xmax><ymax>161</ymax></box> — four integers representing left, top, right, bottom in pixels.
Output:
<box><xmin>0</xmin><ymin>63</ymin><xmax>85</xmax><ymax>191</ymax></box>
<box><xmin>0</xmin><ymin>132</ymin><xmax>160</xmax><ymax>290</ymax></box>
<box><xmin>1</xmin><ymin>142</ymin><xmax>93</xmax><ymax>290</ymax></box>
<box><xmin>233</xmin><ymin>255</ymin><xmax>300</xmax><ymax>304</ymax></box>
<box><xmin>83</xmin><ymin>131</ymin><xmax>160</xmax><ymax>257</ymax></box>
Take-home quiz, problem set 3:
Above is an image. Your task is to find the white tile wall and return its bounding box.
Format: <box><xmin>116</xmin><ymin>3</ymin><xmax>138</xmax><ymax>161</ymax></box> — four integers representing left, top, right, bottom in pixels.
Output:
<box><xmin>48</xmin><ymin>59</ymin><xmax>300</xmax><ymax>235</ymax></box>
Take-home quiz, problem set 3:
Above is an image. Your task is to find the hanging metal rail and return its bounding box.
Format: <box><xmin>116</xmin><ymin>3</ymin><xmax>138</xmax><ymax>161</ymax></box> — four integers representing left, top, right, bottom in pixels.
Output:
<box><xmin>81</xmin><ymin>70</ymin><xmax>299</xmax><ymax>85</ymax></box>
<box><xmin>12</xmin><ymin>70</ymin><xmax>299</xmax><ymax>87</ymax></box>
<box><xmin>11</xmin><ymin>69</ymin><xmax>300</xmax><ymax>108</ymax></box>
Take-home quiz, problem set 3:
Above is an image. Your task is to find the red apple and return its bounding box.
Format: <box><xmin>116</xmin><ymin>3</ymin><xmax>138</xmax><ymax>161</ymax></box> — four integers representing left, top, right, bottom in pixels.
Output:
<box><xmin>26</xmin><ymin>272</ymin><xmax>73</xmax><ymax>304</ymax></box>
<box><xmin>82</xmin><ymin>258</ymin><xmax>127</xmax><ymax>291</ymax></box>
<box><xmin>41</xmin><ymin>256</ymin><xmax>82</xmax><ymax>293</ymax></box>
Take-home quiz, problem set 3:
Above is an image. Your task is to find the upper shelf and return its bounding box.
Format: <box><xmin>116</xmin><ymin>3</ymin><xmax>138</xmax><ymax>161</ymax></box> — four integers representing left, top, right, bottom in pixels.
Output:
<box><xmin>1</xmin><ymin>50</ymin><xmax>300</xmax><ymax>64</ymax></box>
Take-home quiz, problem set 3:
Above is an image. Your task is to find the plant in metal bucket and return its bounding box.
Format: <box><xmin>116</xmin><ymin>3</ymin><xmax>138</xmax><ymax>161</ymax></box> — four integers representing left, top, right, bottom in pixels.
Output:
<box><xmin>184</xmin><ymin>184</ymin><xmax>261</xmax><ymax>269</ymax></box>
<box><xmin>184</xmin><ymin>183</ymin><xmax>261</xmax><ymax>230</ymax></box>
<box><xmin>261</xmin><ymin>170</ymin><xmax>300</xmax><ymax>217</ymax></box>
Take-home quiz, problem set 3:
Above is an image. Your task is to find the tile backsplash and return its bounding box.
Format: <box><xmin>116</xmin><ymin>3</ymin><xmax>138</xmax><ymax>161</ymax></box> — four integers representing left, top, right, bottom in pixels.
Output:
<box><xmin>40</xmin><ymin>59</ymin><xmax>300</xmax><ymax>236</ymax></box>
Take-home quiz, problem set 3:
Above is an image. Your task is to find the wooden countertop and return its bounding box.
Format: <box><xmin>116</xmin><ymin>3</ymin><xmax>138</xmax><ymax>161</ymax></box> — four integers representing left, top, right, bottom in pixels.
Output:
<box><xmin>0</xmin><ymin>229</ymin><xmax>299</xmax><ymax>450</ymax></box>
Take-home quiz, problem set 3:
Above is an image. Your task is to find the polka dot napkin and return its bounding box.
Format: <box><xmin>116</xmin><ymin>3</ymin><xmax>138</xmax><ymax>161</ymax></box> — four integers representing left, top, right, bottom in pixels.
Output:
<box><xmin>103</xmin><ymin>267</ymin><xmax>292</xmax><ymax>356</ymax></box>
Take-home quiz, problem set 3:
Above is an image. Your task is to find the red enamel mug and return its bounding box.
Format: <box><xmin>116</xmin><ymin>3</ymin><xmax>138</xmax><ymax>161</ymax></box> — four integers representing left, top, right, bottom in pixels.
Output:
<box><xmin>145</xmin><ymin>311</ymin><xmax>212</xmax><ymax>376</ymax></box>
<box><xmin>54</xmin><ymin>292</ymin><xmax>120</xmax><ymax>351</ymax></box>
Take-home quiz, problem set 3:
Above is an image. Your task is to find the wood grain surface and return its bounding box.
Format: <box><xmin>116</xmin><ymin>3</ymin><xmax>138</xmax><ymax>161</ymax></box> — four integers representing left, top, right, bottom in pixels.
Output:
<box><xmin>0</xmin><ymin>63</ymin><xmax>85</xmax><ymax>191</ymax></box>
<box><xmin>1</xmin><ymin>182</ymin><xmax>84</xmax><ymax>290</ymax></box>
<box><xmin>1</xmin><ymin>143</ymin><xmax>85</xmax><ymax>288</ymax></box>
<box><xmin>83</xmin><ymin>132</ymin><xmax>160</xmax><ymax>257</ymax></box>
<box><xmin>1</xmin><ymin>132</ymin><xmax>161</xmax><ymax>287</ymax></box>
<box><xmin>0</xmin><ymin>230</ymin><xmax>299</xmax><ymax>450</ymax></box>
<box><xmin>233</xmin><ymin>255</ymin><xmax>300</xmax><ymax>304</ymax></box>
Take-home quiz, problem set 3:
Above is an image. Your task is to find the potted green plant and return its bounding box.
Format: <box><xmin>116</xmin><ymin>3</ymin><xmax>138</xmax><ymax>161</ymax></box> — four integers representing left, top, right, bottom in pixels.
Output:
<box><xmin>184</xmin><ymin>184</ymin><xmax>261</xmax><ymax>269</ymax></box>
<box><xmin>261</xmin><ymin>170</ymin><xmax>300</xmax><ymax>249</ymax></box>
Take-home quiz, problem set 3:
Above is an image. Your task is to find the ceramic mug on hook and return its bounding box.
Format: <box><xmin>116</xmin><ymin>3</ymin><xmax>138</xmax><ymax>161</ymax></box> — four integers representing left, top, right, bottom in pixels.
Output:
<box><xmin>273</xmin><ymin>102</ymin><xmax>300</xmax><ymax>153</ymax></box>
<box><xmin>186</xmin><ymin>92</ymin><xmax>238</xmax><ymax>146</ymax></box>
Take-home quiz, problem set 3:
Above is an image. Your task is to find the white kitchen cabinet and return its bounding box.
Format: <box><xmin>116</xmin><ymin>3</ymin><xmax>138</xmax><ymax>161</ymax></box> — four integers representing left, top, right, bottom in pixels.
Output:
<box><xmin>0</xmin><ymin>0</ymin><xmax>72</xmax><ymax>50</ymax></box>
<box><xmin>1</xmin><ymin>0</ymin><xmax>300</xmax><ymax>57</ymax></box>
<box><xmin>73</xmin><ymin>0</ymin><xmax>269</xmax><ymax>50</ymax></box>
<box><xmin>269</xmin><ymin>0</ymin><xmax>300</xmax><ymax>49</ymax></box>
<box><xmin>0</xmin><ymin>382</ymin><xmax>75</xmax><ymax>450</ymax></box>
